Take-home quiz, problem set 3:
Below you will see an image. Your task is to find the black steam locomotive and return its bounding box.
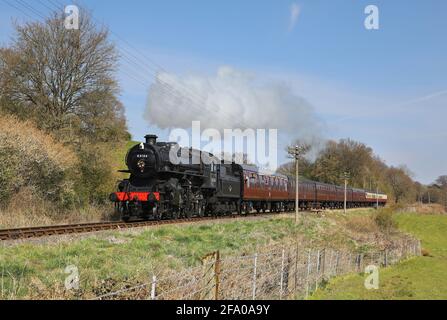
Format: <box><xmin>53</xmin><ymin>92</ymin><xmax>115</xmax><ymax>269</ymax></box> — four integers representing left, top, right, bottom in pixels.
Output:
<box><xmin>110</xmin><ymin>135</ymin><xmax>242</xmax><ymax>221</ymax></box>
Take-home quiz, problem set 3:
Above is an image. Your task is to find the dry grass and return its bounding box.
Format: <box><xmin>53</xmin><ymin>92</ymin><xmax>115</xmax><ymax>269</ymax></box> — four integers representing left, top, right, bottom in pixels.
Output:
<box><xmin>323</xmin><ymin>209</ymin><xmax>407</xmax><ymax>253</ymax></box>
<box><xmin>0</xmin><ymin>211</ymin><xmax>421</xmax><ymax>300</ymax></box>
<box><xmin>313</xmin><ymin>214</ymin><xmax>447</xmax><ymax>300</ymax></box>
<box><xmin>0</xmin><ymin>188</ymin><xmax>114</xmax><ymax>228</ymax></box>
<box><xmin>0</xmin><ymin>115</ymin><xmax>78</xmax><ymax>171</ymax></box>
<box><xmin>0</xmin><ymin>204</ymin><xmax>113</xmax><ymax>229</ymax></box>
<box><xmin>0</xmin><ymin>115</ymin><xmax>78</xmax><ymax>207</ymax></box>
<box><xmin>343</xmin><ymin>214</ymin><xmax>379</xmax><ymax>234</ymax></box>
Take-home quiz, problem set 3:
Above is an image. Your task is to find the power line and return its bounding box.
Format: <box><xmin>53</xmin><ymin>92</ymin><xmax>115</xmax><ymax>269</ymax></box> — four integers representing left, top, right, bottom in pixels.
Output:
<box><xmin>15</xmin><ymin>0</ymin><xmax>47</xmax><ymax>19</ymax></box>
<box><xmin>36</xmin><ymin>0</ymin><xmax>58</xmax><ymax>14</ymax></box>
<box><xmin>5</xmin><ymin>0</ymin><xmax>291</xmax><ymax>153</ymax></box>
<box><xmin>5</xmin><ymin>0</ymin><xmax>225</xmax><ymax>125</ymax></box>
<box><xmin>47</xmin><ymin>0</ymin><xmax>253</xmax><ymax>130</ymax></box>
<box><xmin>1</xmin><ymin>0</ymin><xmax>39</xmax><ymax>20</ymax></box>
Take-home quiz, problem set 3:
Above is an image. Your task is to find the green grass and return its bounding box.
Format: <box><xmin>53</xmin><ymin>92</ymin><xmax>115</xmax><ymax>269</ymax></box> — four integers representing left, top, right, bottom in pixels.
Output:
<box><xmin>111</xmin><ymin>140</ymin><xmax>138</xmax><ymax>176</ymax></box>
<box><xmin>0</xmin><ymin>216</ymin><xmax>308</xmax><ymax>298</ymax></box>
<box><xmin>0</xmin><ymin>208</ymin><xmax>418</xmax><ymax>299</ymax></box>
<box><xmin>312</xmin><ymin>213</ymin><xmax>447</xmax><ymax>300</ymax></box>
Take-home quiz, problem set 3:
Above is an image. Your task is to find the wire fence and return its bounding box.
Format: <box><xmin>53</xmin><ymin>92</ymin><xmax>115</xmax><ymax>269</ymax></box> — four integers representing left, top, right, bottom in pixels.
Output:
<box><xmin>94</xmin><ymin>238</ymin><xmax>421</xmax><ymax>300</ymax></box>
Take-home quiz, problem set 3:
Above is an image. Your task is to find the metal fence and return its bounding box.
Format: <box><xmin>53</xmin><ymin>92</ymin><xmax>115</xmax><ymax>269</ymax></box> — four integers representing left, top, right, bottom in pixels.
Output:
<box><xmin>94</xmin><ymin>238</ymin><xmax>422</xmax><ymax>300</ymax></box>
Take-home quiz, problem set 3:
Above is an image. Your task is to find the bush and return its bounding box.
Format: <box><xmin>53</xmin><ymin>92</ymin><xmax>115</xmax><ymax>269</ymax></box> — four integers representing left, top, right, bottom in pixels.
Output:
<box><xmin>374</xmin><ymin>208</ymin><xmax>398</xmax><ymax>233</ymax></box>
<box><xmin>0</xmin><ymin>115</ymin><xmax>78</xmax><ymax>208</ymax></box>
<box><xmin>75</xmin><ymin>143</ymin><xmax>116</xmax><ymax>204</ymax></box>
<box><xmin>344</xmin><ymin>215</ymin><xmax>379</xmax><ymax>233</ymax></box>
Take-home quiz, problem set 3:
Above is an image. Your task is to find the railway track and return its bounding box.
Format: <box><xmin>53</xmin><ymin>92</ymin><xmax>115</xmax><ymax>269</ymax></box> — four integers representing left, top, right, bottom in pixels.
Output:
<box><xmin>0</xmin><ymin>212</ymin><xmax>284</xmax><ymax>241</ymax></box>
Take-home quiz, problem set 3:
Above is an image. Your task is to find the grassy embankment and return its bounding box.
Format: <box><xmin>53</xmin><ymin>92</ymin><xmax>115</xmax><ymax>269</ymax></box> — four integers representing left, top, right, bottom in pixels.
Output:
<box><xmin>0</xmin><ymin>208</ymin><xmax>404</xmax><ymax>299</ymax></box>
<box><xmin>312</xmin><ymin>212</ymin><xmax>447</xmax><ymax>300</ymax></box>
<box><xmin>0</xmin><ymin>141</ymin><xmax>137</xmax><ymax>229</ymax></box>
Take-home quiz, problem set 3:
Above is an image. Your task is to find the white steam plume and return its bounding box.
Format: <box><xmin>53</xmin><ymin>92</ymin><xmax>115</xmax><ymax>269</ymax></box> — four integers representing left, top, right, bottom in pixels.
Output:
<box><xmin>144</xmin><ymin>66</ymin><xmax>322</xmax><ymax>138</ymax></box>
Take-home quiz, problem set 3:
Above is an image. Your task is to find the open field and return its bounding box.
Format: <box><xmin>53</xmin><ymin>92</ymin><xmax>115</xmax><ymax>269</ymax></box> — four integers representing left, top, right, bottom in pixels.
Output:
<box><xmin>0</xmin><ymin>208</ymin><xmax>412</xmax><ymax>299</ymax></box>
<box><xmin>311</xmin><ymin>212</ymin><xmax>447</xmax><ymax>300</ymax></box>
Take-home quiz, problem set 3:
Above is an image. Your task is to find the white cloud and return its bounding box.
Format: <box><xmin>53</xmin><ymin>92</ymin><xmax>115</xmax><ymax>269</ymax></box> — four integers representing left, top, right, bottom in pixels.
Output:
<box><xmin>289</xmin><ymin>3</ymin><xmax>301</xmax><ymax>32</ymax></box>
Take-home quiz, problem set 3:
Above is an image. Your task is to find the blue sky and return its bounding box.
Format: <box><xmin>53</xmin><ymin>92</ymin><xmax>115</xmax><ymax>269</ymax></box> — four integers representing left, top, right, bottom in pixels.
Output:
<box><xmin>1</xmin><ymin>0</ymin><xmax>446</xmax><ymax>183</ymax></box>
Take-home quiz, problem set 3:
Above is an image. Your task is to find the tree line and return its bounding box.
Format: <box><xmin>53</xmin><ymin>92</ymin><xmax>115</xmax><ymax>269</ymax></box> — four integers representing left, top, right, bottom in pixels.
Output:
<box><xmin>278</xmin><ymin>139</ymin><xmax>446</xmax><ymax>207</ymax></box>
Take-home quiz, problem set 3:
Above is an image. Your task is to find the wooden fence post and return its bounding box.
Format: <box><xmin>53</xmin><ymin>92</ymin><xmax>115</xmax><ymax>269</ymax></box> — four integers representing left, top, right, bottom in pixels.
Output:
<box><xmin>315</xmin><ymin>250</ymin><xmax>321</xmax><ymax>291</ymax></box>
<box><xmin>358</xmin><ymin>254</ymin><xmax>363</xmax><ymax>272</ymax></box>
<box><xmin>214</xmin><ymin>251</ymin><xmax>221</xmax><ymax>300</ymax></box>
<box><xmin>279</xmin><ymin>249</ymin><xmax>285</xmax><ymax>300</ymax></box>
<box><xmin>201</xmin><ymin>252</ymin><xmax>218</xmax><ymax>300</ymax></box>
<box><xmin>294</xmin><ymin>242</ymin><xmax>299</xmax><ymax>295</ymax></box>
<box><xmin>335</xmin><ymin>251</ymin><xmax>340</xmax><ymax>275</ymax></box>
<box><xmin>305</xmin><ymin>249</ymin><xmax>311</xmax><ymax>298</ymax></box>
<box><xmin>321</xmin><ymin>249</ymin><xmax>326</xmax><ymax>277</ymax></box>
<box><xmin>328</xmin><ymin>250</ymin><xmax>333</xmax><ymax>277</ymax></box>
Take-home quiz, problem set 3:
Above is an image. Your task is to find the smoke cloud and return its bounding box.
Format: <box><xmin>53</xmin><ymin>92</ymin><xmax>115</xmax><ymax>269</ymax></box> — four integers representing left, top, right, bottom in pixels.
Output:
<box><xmin>145</xmin><ymin>66</ymin><xmax>322</xmax><ymax>138</ymax></box>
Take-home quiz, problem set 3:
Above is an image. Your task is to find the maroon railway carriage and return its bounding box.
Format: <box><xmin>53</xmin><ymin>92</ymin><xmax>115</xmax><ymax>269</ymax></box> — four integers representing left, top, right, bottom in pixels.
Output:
<box><xmin>242</xmin><ymin>165</ymin><xmax>290</xmax><ymax>212</ymax></box>
<box><xmin>240</xmin><ymin>165</ymin><xmax>386</xmax><ymax>212</ymax></box>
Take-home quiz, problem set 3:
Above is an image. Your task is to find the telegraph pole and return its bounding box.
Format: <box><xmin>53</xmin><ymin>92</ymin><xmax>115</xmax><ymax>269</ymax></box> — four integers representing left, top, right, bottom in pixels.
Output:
<box><xmin>288</xmin><ymin>144</ymin><xmax>310</xmax><ymax>224</ymax></box>
<box><xmin>295</xmin><ymin>156</ymin><xmax>299</xmax><ymax>224</ymax></box>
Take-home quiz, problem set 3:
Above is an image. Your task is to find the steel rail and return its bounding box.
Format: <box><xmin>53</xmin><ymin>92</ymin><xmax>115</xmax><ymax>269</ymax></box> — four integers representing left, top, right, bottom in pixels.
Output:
<box><xmin>0</xmin><ymin>212</ymin><xmax>284</xmax><ymax>241</ymax></box>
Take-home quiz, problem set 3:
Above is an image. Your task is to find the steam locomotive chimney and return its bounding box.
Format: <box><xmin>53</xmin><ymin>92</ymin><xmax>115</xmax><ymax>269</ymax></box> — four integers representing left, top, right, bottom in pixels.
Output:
<box><xmin>145</xmin><ymin>134</ymin><xmax>158</xmax><ymax>145</ymax></box>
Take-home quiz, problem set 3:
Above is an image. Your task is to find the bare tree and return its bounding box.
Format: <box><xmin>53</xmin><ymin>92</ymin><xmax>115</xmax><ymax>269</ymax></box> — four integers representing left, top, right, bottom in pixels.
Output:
<box><xmin>387</xmin><ymin>166</ymin><xmax>416</xmax><ymax>204</ymax></box>
<box><xmin>309</xmin><ymin>139</ymin><xmax>375</xmax><ymax>186</ymax></box>
<box><xmin>435</xmin><ymin>175</ymin><xmax>447</xmax><ymax>188</ymax></box>
<box><xmin>0</xmin><ymin>10</ymin><xmax>126</xmax><ymax>142</ymax></box>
